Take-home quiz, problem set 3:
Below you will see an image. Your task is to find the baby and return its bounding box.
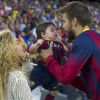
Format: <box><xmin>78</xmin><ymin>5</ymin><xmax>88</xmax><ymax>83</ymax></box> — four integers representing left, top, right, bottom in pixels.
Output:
<box><xmin>29</xmin><ymin>22</ymin><xmax>67</xmax><ymax>100</ymax></box>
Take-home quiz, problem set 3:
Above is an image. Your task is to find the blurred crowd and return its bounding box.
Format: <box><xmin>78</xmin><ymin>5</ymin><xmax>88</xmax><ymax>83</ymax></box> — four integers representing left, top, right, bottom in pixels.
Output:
<box><xmin>0</xmin><ymin>0</ymin><xmax>100</xmax><ymax>47</ymax></box>
<box><xmin>87</xmin><ymin>2</ymin><xmax>100</xmax><ymax>32</ymax></box>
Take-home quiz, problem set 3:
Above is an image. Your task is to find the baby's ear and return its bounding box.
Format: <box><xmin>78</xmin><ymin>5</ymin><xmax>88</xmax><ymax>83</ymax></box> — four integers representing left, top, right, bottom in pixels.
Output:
<box><xmin>41</xmin><ymin>32</ymin><xmax>45</xmax><ymax>38</ymax></box>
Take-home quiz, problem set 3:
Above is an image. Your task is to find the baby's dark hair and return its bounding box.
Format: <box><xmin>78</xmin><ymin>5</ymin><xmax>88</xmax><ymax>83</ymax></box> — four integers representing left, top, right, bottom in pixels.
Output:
<box><xmin>36</xmin><ymin>22</ymin><xmax>56</xmax><ymax>39</ymax></box>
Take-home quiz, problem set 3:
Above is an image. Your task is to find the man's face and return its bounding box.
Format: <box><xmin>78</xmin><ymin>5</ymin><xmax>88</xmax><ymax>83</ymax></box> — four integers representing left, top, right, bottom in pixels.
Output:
<box><xmin>62</xmin><ymin>13</ymin><xmax>75</xmax><ymax>42</ymax></box>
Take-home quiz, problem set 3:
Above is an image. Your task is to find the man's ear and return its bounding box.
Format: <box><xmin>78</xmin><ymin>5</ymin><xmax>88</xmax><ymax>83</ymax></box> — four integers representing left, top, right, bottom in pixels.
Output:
<box><xmin>72</xmin><ymin>17</ymin><xmax>78</xmax><ymax>27</ymax></box>
<box><xmin>41</xmin><ymin>32</ymin><xmax>45</xmax><ymax>38</ymax></box>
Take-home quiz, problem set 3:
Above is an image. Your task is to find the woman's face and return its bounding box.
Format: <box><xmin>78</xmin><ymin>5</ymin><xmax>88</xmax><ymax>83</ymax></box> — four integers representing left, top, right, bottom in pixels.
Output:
<box><xmin>16</xmin><ymin>42</ymin><xmax>29</xmax><ymax>62</ymax></box>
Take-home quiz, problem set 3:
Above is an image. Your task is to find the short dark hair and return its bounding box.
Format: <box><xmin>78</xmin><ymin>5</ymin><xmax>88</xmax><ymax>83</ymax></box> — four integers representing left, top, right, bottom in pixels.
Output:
<box><xmin>36</xmin><ymin>22</ymin><xmax>56</xmax><ymax>39</ymax></box>
<box><xmin>59</xmin><ymin>1</ymin><xmax>91</xmax><ymax>26</ymax></box>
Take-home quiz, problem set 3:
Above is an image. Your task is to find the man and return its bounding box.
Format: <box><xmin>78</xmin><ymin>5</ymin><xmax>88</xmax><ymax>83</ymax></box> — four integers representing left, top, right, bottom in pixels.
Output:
<box><xmin>39</xmin><ymin>1</ymin><xmax>100</xmax><ymax>100</ymax></box>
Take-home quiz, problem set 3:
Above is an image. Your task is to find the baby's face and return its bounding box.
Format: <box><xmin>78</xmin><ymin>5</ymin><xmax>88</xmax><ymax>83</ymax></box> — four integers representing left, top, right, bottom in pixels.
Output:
<box><xmin>44</xmin><ymin>25</ymin><xmax>57</xmax><ymax>40</ymax></box>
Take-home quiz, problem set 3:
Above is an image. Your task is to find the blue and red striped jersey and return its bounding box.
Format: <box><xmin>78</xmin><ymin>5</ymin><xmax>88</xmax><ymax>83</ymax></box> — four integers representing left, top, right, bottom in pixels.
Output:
<box><xmin>45</xmin><ymin>30</ymin><xmax>100</xmax><ymax>100</ymax></box>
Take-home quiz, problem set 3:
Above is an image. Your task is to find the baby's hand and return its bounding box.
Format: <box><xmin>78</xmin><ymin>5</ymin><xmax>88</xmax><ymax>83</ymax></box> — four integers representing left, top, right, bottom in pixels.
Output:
<box><xmin>37</xmin><ymin>39</ymin><xmax>44</xmax><ymax>45</ymax></box>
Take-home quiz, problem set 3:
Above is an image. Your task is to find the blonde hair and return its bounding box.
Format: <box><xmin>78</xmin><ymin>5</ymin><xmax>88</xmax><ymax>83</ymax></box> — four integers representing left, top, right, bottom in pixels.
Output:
<box><xmin>0</xmin><ymin>30</ymin><xmax>21</xmax><ymax>99</ymax></box>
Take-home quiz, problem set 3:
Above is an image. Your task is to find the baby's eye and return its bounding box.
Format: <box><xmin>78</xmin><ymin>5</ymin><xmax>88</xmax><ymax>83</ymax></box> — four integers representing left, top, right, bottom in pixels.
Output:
<box><xmin>50</xmin><ymin>29</ymin><xmax>54</xmax><ymax>32</ymax></box>
<box><xmin>51</xmin><ymin>28</ymin><xmax>56</xmax><ymax>32</ymax></box>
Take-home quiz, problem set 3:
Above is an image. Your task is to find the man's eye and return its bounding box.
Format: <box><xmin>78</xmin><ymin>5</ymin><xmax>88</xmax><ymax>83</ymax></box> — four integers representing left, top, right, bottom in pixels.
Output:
<box><xmin>62</xmin><ymin>20</ymin><xmax>65</xmax><ymax>23</ymax></box>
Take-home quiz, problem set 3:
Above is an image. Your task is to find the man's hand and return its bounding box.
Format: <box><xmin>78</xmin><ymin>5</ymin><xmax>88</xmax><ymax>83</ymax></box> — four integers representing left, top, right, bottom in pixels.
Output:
<box><xmin>39</xmin><ymin>42</ymin><xmax>53</xmax><ymax>62</ymax></box>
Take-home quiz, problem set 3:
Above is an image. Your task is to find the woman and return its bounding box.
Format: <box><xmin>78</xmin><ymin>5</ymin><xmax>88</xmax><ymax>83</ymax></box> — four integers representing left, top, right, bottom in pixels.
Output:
<box><xmin>0</xmin><ymin>30</ymin><xmax>32</xmax><ymax>100</ymax></box>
